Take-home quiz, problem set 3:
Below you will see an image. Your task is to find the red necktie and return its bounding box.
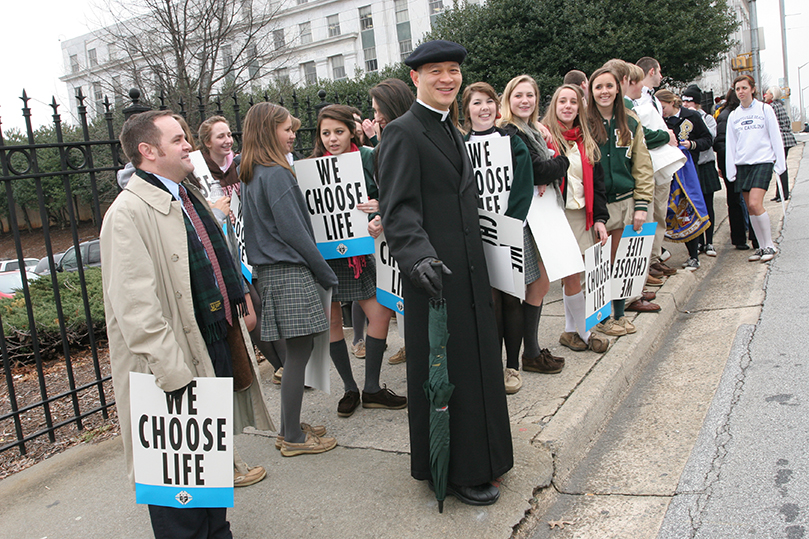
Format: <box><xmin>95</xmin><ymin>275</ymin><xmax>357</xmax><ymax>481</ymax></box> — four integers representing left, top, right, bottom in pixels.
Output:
<box><xmin>178</xmin><ymin>185</ymin><xmax>232</xmax><ymax>325</ymax></box>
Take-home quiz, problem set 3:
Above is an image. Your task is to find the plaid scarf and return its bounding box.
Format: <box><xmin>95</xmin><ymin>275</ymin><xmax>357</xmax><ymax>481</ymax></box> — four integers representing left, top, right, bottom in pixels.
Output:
<box><xmin>135</xmin><ymin>170</ymin><xmax>246</xmax><ymax>344</ymax></box>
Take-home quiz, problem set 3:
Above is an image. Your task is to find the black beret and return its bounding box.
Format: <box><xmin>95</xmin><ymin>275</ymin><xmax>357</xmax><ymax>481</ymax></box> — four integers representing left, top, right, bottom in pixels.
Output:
<box><xmin>682</xmin><ymin>85</ymin><xmax>702</xmax><ymax>102</ymax></box>
<box><xmin>404</xmin><ymin>40</ymin><xmax>467</xmax><ymax>69</ymax></box>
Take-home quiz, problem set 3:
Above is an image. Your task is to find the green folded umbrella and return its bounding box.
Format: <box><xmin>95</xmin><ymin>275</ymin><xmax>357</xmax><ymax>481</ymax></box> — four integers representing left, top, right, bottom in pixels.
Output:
<box><xmin>423</xmin><ymin>295</ymin><xmax>454</xmax><ymax>513</ymax></box>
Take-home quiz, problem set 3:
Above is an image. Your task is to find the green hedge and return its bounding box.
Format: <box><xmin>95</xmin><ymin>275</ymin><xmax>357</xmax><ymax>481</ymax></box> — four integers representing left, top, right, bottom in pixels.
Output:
<box><xmin>0</xmin><ymin>267</ymin><xmax>106</xmax><ymax>365</ymax></box>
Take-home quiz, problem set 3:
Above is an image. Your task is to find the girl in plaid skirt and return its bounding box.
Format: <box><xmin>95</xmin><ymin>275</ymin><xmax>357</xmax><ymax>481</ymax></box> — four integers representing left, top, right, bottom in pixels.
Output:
<box><xmin>311</xmin><ymin>105</ymin><xmax>407</xmax><ymax>418</ymax></box>
<box><xmin>240</xmin><ymin>103</ymin><xmax>338</xmax><ymax>456</ymax></box>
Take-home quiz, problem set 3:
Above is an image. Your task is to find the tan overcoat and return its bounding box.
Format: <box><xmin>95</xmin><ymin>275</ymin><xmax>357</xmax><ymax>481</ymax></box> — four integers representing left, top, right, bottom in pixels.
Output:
<box><xmin>100</xmin><ymin>174</ymin><xmax>272</xmax><ymax>488</ymax></box>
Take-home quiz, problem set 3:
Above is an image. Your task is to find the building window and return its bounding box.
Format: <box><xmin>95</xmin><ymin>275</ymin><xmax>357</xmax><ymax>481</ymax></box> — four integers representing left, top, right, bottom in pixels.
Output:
<box><xmin>429</xmin><ymin>0</ymin><xmax>444</xmax><ymax>25</ymax></box>
<box><xmin>399</xmin><ymin>40</ymin><xmax>413</xmax><ymax>61</ymax></box>
<box><xmin>395</xmin><ymin>0</ymin><xmax>409</xmax><ymax>23</ymax></box>
<box><xmin>359</xmin><ymin>6</ymin><xmax>373</xmax><ymax>31</ymax></box>
<box><xmin>222</xmin><ymin>44</ymin><xmax>235</xmax><ymax>83</ymax></box>
<box><xmin>296</xmin><ymin>0</ymin><xmax>307</xmax><ymax>4</ymax></box>
<box><xmin>327</xmin><ymin>14</ymin><xmax>340</xmax><ymax>38</ymax></box>
<box><xmin>70</xmin><ymin>54</ymin><xmax>79</xmax><ymax>74</ymax></box>
<box><xmin>108</xmin><ymin>43</ymin><xmax>117</xmax><ymax>61</ymax></box>
<box><xmin>273</xmin><ymin>29</ymin><xmax>285</xmax><ymax>50</ymax></box>
<box><xmin>302</xmin><ymin>61</ymin><xmax>317</xmax><ymax>84</ymax></box>
<box><xmin>364</xmin><ymin>47</ymin><xmax>377</xmax><ymax>72</ymax></box>
<box><xmin>299</xmin><ymin>22</ymin><xmax>312</xmax><ymax>44</ymax></box>
<box><xmin>88</xmin><ymin>48</ymin><xmax>98</xmax><ymax>67</ymax></box>
<box><xmin>93</xmin><ymin>82</ymin><xmax>104</xmax><ymax>112</ymax></box>
<box><xmin>331</xmin><ymin>55</ymin><xmax>346</xmax><ymax>80</ymax></box>
<box><xmin>247</xmin><ymin>45</ymin><xmax>260</xmax><ymax>79</ymax></box>
<box><xmin>274</xmin><ymin>68</ymin><xmax>289</xmax><ymax>84</ymax></box>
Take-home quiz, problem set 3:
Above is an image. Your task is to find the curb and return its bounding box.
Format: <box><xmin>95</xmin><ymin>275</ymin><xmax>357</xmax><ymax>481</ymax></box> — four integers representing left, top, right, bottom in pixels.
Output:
<box><xmin>535</xmin><ymin>267</ymin><xmax>701</xmax><ymax>486</ymax></box>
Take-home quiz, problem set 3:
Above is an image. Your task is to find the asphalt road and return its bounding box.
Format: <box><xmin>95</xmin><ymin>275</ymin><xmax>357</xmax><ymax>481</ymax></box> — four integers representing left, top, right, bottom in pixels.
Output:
<box><xmin>530</xmin><ymin>136</ymin><xmax>808</xmax><ymax>539</ymax></box>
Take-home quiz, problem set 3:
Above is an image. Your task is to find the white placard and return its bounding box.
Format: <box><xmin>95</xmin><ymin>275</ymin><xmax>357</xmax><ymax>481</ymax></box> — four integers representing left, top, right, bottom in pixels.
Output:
<box><xmin>526</xmin><ymin>191</ymin><xmax>586</xmax><ymax>282</ymax></box>
<box><xmin>129</xmin><ymin>373</ymin><xmax>233</xmax><ymax>508</ymax></box>
<box><xmin>228</xmin><ymin>192</ymin><xmax>252</xmax><ymax>281</ymax></box>
<box><xmin>374</xmin><ymin>234</ymin><xmax>404</xmax><ymax>315</ymax></box>
<box><xmin>479</xmin><ymin>209</ymin><xmax>525</xmax><ymax>300</ymax></box>
<box><xmin>304</xmin><ymin>285</ymin><xmax>332</xmax><ymax>393</ymax></box>
<box><xmin>294</xmin><ymin>153</ymin><xmax>374</xmax><ymax>259</ymax></box>
<box><xmin>611</xmin><ymin>223</ymin><xmax>657</xmax><ymax>300</ymax></box>
<box><xmin>584</xmin><ymin>236</ymin><xmax>612</xmax><ymax>331</ymax></box>
<box><xmin>633</xmin><ymin>103</ymin><xmax>687</xmax><ymax>182</ymax></box>
<box><xmin>465</xmin><ymin>136</ymin><xmax>514</xmax><ymax>214</ymax></box>
<box><xmin>189</xmin><ymin>151</ymin><xmax>225</xmax><ymax>202</ymax></box>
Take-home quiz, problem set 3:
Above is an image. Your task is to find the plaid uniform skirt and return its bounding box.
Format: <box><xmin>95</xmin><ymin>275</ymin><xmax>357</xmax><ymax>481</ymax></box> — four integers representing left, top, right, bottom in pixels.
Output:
<box><xmin>737</xmin><ymin>163</ymin><xmax>774</xmax><ymax>192</ymax></box>
<box><xmin>328</xmin><ymin>255</ymin><xmax>377</xmax><ymax>303</ymax></box>
<box><xmin>255</xmin><ymin>263</ymin><xmax>329</xmax><ymax>342</ymax></box>
<box><xmin>697</xmin><ymin>162</ymin><xmax>722</xmax><ymax>194</ymax></box>
<box><xmin>524</xmin><ymin>226</ymin><xmax>541</xmax><ymax>284</ymax></box>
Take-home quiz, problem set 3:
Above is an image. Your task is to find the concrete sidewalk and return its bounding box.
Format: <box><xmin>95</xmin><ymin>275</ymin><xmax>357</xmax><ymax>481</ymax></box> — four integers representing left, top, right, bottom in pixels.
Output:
<box><xmin>0</xmin><ymin>143</ymin><xmax>803</xmax><ymax>539</ymax></box>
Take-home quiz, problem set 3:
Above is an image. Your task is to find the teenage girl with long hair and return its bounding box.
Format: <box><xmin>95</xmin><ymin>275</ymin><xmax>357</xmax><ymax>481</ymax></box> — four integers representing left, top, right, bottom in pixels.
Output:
<box><xmin>498</xmin><ymin>74</ymin><xmax>570</xmax><ymax>372</ymax></box>
<box><xmin>586</xmin><ymin>67</ymin><xmax>654</xmax><ymax>337</ymax></box>
<box><xmin>543</xmin><ymin>84</ymin><xmax>610</xmax><ymax>353</ymax></box>
<box><xmin>240</xmin><ymin>102</ymin><xmax>337</xmax><ymax>456</ymax></box>
<box><xmin>726</xmin><ymin>74</ymin><xmax>786</xmax><ymax>263</ymax></box>
<box><xmin>461</xmin><ymin>81</ymin><xmax>539</xmax><ymax>393</ymax></box>
<box><xmin>311</xmin><ymin>104</ymin><xmax>407</xmax><ymax>418</ymax></box>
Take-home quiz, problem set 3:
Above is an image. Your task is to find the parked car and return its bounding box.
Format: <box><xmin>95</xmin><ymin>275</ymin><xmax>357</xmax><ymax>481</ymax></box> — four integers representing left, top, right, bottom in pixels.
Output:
<box><xmin>0</xmin><ymin>270</ymin><xmax>40</xmax><ymax>299</ymax></box>
<box><xmin>0</xmin><ymin>258</ymin><xmax>39</xmax><ymax>272</ymax></box>
<box><xmin>34</xmin><ymin>253</ymin><xmax>65</xmax><ymax>276</ymax></box>
<box><xmin>56</xmin><ymin>240</ymin><xmax>101</xmax><ymax>272</ymax></box>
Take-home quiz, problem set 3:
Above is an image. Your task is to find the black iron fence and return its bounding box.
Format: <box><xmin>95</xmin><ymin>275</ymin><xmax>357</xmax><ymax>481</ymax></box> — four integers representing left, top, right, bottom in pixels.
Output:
<box><xmin>0</xmin><ymin>86</ymin><xmax>362</xmax><ymax>456</ymax></box>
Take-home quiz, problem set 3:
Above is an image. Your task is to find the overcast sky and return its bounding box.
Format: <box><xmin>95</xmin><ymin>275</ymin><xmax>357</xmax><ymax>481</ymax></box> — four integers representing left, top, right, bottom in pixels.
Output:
<box><xmin>0</xmin><ymin>0</ymin><xmax>806</xmax><ymax>133</ymax></box>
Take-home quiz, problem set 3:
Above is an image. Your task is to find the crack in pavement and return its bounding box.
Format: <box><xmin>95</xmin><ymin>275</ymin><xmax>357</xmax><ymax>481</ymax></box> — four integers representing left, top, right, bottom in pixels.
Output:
<box><xmin>682</xmin><ymin>317</ymin><xmax>759</xmax><ymax>537</ymax></box>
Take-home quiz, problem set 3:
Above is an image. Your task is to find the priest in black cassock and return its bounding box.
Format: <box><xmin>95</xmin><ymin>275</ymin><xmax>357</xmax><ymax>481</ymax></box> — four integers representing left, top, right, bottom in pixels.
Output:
<box><xmin>378</xmin><ymin>40</ymin><xmax>513</xmax><ymax>507</ymax></box>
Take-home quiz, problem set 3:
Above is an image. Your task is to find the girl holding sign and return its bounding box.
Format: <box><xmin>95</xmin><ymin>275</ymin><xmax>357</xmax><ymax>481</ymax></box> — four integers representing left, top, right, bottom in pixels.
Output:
<box><xmin>586</xmin><ymin>67</ymin><xmax>654</xmax><ymax>337</ymax></box>
<box><xmin>199</xmin><ymin>115</ymin><xmax>289</xmax><ymax>382</ymax></box>
<box><xmin>461</xmin><ymin>81</ymin><xmax>538</xmax><ymax>394</ymax></box>
<box><xmin>543</xmin><ymin>84</ymin><xmax>611</xmax><ymax>354</ymax></box>
<box><xmin>311</xmin><ymin>105</ymin><xmax>408</xmax><ymax>418</ymax></box>
<box><xmin>240</xmin><ymin>102</ymin><xmax>338</xmax><ymax>456</ymax></box>
<box><xmin>499</xmin><ymin>75</ymin><xmax>570</xmax><ymax>374</ymax></box>
<box><xmin>725</xmin><ymin>74</ymin><xmax>786</xmax><ymax>263</ymax></box>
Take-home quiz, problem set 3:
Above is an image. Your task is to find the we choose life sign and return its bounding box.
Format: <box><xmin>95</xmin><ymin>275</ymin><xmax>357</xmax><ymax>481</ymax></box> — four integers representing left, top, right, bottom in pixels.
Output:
<box><xmin>130</xmin><ymin>373</ymin><xmax>234</xmax><ymax>508</ymax></box>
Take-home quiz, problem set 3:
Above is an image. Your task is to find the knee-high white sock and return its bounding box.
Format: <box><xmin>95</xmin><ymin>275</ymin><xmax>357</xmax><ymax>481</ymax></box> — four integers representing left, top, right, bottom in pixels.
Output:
<box><xmin>749</xmin><ymin>212</ymin><xmax>774</xmax><ymax>250</ymax></box>
<box><xmin>563</xmin><ymin>293</ymin><xmax>577</xmax><ymax>333</ymax></box>
<box><xmin>566</xmin><ymin>291</ymin><xmax>590</xmax><ymax>341</ymax></box>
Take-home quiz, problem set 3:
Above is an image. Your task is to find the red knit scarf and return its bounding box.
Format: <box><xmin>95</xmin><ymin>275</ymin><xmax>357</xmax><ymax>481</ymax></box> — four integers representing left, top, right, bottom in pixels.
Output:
<box><xmin>324</xmin><ymin>143</ymin><xmax>365</xmax><ymax>278</ymax></box>
<box><xmin>561</xmin><ymin>125</ymin><xmax>595</xmax><ymax>230</ymax></box>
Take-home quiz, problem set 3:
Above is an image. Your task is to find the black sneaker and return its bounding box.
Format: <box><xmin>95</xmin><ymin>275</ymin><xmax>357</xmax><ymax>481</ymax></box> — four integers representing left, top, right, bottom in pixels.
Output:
<box><xmin>362</xmin><ymin>385</ymin><xmax>407</xmax><ymax>409</ymax></box>
<box><xmin>337</xmin><ymin>390</ymin><xmax>361</xmax><ymax>417</ymax></box>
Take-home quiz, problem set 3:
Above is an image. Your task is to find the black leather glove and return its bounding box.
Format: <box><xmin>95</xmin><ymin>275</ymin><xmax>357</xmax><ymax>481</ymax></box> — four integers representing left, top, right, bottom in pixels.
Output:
<box><xmin>411</xmin><ymin>258</ymin><xmax>452</xmax><ymax>297</ymax></box>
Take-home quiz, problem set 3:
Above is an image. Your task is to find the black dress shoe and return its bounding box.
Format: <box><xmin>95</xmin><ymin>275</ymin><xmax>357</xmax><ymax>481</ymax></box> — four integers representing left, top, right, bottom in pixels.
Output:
<box><xmin>428</xmin><ymin>480</ymin><xmax>500</xmax><ymax>506</ymax></box>
<box><xmin>735</xmin><ymin>244</ymin><xmax>750</xmax><ymax>250</ymax></box>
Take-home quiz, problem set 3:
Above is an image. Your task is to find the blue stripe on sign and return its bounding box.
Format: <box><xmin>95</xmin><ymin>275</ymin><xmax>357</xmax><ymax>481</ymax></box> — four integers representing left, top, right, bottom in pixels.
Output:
<box><xmin>622</xmin><ymin>222</ymin><xmax>657</xmax><ymax>237</ymax></box>
<box><xmin>241</xmin><ymin>262</ymin><xmax>252</xmax><ymax>282</ymax></box>
<box><xmin>585</xmin><ymin>302</ymin><xmax>612</xmax><ymax>332</ymax></box>
<box><xmin>376</xmin><ymin>288</ymin><xmax>404</xmax><ymax>315</ymax></box>
<box><xmin>317</xmin><ymin>236</ymin><xmax>375</xmax><ymax>259</ymax></box>
<box><xmin>135</xmin><ymin>484</ymin><xmax>234</xmax><ymax>508</ymax></box>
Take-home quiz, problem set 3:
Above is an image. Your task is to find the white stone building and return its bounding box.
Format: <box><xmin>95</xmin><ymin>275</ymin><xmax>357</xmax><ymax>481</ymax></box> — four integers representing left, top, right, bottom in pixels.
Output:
<box><xmin>60</xmin><ymin>0</ymin><xmax>458</xmax><ymax>119</ymax></box>
<box><xmin>690</xmin><ymin>0</ymin><xmax>752</xmax><ymax>104</ymax></box>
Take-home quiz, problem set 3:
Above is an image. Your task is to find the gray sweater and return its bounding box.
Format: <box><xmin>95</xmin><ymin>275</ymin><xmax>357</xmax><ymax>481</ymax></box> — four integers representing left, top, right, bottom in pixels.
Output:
<box><xmin>241</xmin><ymin>164</ymin><xmax>337</xmax><ymax>289</ymax></box>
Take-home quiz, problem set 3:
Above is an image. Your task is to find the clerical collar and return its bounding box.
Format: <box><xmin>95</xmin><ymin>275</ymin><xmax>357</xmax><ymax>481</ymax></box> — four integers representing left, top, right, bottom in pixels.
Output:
<box><xmin>417</xmin><ymin>99</ymin><xmax>450</xmax><ymax>121</ymax></box>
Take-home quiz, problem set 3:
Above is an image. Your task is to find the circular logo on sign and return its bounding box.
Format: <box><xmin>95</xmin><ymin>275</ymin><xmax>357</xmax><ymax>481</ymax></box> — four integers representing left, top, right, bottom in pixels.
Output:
<box><xmin>396</xmin><ymin>301</ymin><xmax>404</xmax><ymax>313</ymax></box>
<box><xmin>337</xmin><ymin>243</ymin><xmax>348</xmax><ymax>255</ymax></box>
<box><xmin>175</xmin><ymin>491</ymin><xmax>193</xmax><ymax>505</ymax></box>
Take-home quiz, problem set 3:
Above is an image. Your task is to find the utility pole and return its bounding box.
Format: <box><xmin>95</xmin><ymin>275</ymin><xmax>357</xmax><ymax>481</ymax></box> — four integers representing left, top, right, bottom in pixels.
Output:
<box><xmin>749</xmin><ymin>0</ymin><xmax>762</xmax><ymax>90</ymax></box>
<box><xmin>779</xmin><ymin>0</ymin><xmax>790</xmax><ymax>114</ymax></box>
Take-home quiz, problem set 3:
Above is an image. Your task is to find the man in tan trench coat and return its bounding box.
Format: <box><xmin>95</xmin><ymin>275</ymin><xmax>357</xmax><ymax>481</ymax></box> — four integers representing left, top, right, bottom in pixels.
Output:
<box><xmin>101</xmin><ymin>110</ymin><xmax>271</xmax><ymax>539</ymax></box>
